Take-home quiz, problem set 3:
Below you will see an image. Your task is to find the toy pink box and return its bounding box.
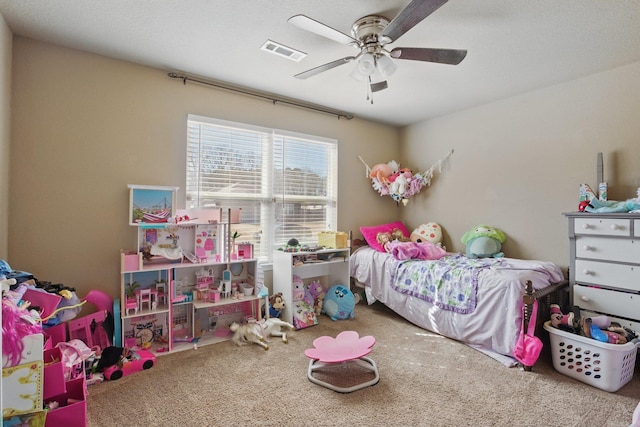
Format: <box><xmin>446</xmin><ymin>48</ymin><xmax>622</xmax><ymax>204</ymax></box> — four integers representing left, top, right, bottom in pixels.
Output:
<box><xmin>44</xmin><ymin>376</ymin><xmax>87</xmax><ymax>427</ymax></box>
<box><xmin>43</xmin><ymin>323</ymin><xmax>68</xmax><ymax>350</ymax></box>
<box><xmin>43</xmin><ymin>347</ymin><xmax>66</xmax><ymax>400</ymax></box>
<box><xmin>121</xmin><ymin>251</ymin><xmax>142</xmax><ymax>271</ymax></box>
<box><xmin>23</xmin><ymin>289</ymin><xmax>62</xmax><ymax>320</ymax></box>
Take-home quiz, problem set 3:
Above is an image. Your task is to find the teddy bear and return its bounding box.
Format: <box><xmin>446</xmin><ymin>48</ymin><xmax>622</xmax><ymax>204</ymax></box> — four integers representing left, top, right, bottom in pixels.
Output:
<box><xmin>460</xmin><ymin>224</ymin><xmax>506</xmax><ymax>258</ymax></box>
<box><xmin>411</xmin><ymin>223</ymin><xmax>444</xmax><ymax>248</ymax></box>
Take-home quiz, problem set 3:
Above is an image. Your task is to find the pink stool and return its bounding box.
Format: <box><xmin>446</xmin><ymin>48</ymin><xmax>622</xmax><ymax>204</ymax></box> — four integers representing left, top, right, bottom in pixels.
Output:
<box><xmin>304</xmin><ymin>330</ymin><xmax>379</xmax><ymax>393</ymax></box>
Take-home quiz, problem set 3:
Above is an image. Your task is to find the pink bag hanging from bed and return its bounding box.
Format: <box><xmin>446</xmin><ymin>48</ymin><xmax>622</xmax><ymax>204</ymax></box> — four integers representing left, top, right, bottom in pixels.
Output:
<box><xmin>514</xmin><ymin>300</ymin><xmax>543</xmax><ymax>366</ymax></box>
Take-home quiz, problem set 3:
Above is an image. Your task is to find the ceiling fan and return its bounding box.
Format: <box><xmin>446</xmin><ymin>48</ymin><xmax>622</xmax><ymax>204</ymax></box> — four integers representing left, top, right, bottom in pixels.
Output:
<box><xmin>288</xmin><ymin>0</ymin><xmax>467</xmax><ymax>100</ymax></box>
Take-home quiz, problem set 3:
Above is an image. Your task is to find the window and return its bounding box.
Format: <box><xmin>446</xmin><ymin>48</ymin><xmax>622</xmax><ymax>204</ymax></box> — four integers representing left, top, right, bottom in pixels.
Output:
<box><xmin>186</xmin><ymin>114</ymin><xmax>338</xmax><ymax>262</ymax></box>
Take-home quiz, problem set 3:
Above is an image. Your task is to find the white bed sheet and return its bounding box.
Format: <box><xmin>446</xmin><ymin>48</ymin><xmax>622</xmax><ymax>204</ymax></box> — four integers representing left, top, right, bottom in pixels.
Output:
<box><xmin>350</xmin><ymin>246</ymin><xmax>565</xmax><ymax>366</ymax></box>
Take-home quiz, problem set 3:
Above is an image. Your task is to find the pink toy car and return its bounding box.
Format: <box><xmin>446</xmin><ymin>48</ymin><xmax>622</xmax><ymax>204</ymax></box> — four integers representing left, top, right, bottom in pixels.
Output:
<box><xmin>103</xmin><ymin>349</ymin><xmax>156</xmax><ymax>380</ymax></box>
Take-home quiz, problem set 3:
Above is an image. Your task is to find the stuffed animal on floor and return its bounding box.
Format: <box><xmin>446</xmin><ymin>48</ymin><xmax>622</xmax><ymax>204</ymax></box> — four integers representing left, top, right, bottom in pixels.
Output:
<box><xmin>323</xmin><ymin>284</ymin><xmax>355</xmax><ymax>321</ymax></box>
<box><xmin>460</xmin><ymin>225</ymin><xmax>506</xmax><ymax>258</ymax></box>
<box><xmin>266</xmin><ymin>292</ymin><xmax>285</xmax><ymax>318</ymax></box>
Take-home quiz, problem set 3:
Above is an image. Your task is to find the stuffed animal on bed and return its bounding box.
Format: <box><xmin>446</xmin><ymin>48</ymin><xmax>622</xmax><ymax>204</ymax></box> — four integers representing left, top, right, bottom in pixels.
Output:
<box><xmin>411</xmin><ymin>223</ymin><xmax>444</xmax><ymax>248</ymax></box>
<box><xmin>460</xmin><ymin>225</ymin><xmax>506</xmax><ymax>258</ymax></box>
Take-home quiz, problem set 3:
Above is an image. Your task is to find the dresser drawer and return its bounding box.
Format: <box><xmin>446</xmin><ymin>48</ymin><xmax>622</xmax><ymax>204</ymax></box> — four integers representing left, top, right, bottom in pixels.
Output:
<box><xmin>574</xmin><ymin>217</ymin><xmax>631</xmax><ymax>237</ymax></box>
<box><xmin>573</xmin><ymin>284</ymin><xmax>640</xmax><ymax>321</ymax></box>
<box><xmin>575</xmin><ymin>259</ymin><xmax>640</xmax><ymax>292</ymax></box>
<box><xmin>635</xmin><ymin>220</ymin><xmax>640</xmax><ymax>237</ymax></box>
<box><xmin>575</xmin><ymin>236</ymin><xmax>640</xmax><ymax>263</ymax></box>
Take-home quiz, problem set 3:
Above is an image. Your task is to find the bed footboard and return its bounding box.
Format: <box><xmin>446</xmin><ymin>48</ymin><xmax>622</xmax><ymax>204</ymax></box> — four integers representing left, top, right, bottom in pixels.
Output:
<box><xmin>522</xmin><ymin>279</ymin><xmax>569</xmax><ymax>371</ymax></box>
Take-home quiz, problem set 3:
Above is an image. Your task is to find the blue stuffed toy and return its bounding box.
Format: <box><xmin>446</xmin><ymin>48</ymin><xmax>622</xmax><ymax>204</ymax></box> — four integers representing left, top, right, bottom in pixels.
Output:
<box><xmin>460</xmin><ymin>225</ymin><xmax>506</xmax><ymax>258</ymax></box>
<box><xmin>322</xmin><ymin>284</ymin><xmax>355</xmax><ymax>321</ymax></box>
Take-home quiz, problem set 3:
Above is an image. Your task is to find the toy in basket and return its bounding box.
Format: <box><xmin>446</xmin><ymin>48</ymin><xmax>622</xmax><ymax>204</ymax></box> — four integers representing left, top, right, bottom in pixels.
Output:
<box><xmin>543</xmin><ymin>321</ymin><xmax>640</xmax><ymax>392</ymax></box>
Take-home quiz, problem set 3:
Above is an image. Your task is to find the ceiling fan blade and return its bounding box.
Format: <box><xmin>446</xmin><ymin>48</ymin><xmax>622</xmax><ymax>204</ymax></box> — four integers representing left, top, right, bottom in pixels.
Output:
<box><xmin>390</xmin><ymin>47</ymin><xmax>467</xmax><ymax>65</ymax></box>
<box><xmin>288</xmin><ymin>15</ymin><xmax>358</xmax><ymax>45</ymax></box>
<box><xmin>381</xmin><ymin>0</ymin><xmax>448</xmax><ymax>43</ymax></box>
<box><xmin>294</xmin><ymin>56</ymin><xmax>356</xmax><ymax>79</ymax></box>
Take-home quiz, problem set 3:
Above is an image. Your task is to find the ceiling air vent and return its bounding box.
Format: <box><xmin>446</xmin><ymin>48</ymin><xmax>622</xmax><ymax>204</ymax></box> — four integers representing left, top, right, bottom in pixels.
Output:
<box><xmin>261</xmin><ymin>39</ymin><xmax>307</xmax><ymax>62</ymax></box>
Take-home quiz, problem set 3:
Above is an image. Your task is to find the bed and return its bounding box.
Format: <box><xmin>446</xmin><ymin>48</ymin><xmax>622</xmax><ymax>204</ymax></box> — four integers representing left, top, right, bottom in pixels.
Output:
<box><xmin>350</xmin><ymin>245</ymin><xmax>567</xmax><ymax>367</ymax></box>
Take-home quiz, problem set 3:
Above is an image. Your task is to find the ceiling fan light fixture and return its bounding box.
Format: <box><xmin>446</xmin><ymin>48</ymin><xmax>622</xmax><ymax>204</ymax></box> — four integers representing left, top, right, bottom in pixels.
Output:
<box><xmin>357</xmin><ymin>53</ymin><xmax>376</xmax><ymax>76</ymax></box>
<box><xmin>376</xmin><ymin>54</ymin><xmax>397</xmax><ymax>78</ymax></box>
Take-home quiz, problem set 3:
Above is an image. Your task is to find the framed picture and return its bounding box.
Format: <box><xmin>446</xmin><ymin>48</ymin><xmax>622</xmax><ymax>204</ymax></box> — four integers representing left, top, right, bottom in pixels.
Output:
<box><xmin>128</xmin><ymin>185</ymin><xmax>179</xmax><ymax>226</ymax></box>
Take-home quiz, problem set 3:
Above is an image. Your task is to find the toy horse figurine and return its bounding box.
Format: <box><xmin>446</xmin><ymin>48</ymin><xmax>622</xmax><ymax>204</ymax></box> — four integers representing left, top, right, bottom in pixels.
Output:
<box><xmin>230</xmin><ymin>322</ymin><xmax>268</xmax><ymax>350</ymax></box>
<box><xmin>259</xmin><ymin>318</ymin><xmax>295</xmax><ymax>343</ymax></box>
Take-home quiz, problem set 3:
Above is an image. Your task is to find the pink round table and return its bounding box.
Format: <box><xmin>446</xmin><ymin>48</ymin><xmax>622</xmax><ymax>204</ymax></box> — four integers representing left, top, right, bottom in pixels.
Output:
<box><xmin>304</xmin><ymin>330</ymin><xmax>379</xmax><ymax>393</ymax></box>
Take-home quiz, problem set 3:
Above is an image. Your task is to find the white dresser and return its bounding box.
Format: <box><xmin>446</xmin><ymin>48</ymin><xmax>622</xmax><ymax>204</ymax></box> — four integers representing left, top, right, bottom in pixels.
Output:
<box><xmin>564</xmin><ymin>212</ymin><xmax>640</xmax><ymax>333</ymax></box>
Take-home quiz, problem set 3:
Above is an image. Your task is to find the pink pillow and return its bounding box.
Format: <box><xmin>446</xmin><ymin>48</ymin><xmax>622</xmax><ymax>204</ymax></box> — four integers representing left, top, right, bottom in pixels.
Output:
<box><xmin>360</xmin><ymin>221</ymin><xmax>411</xmax><ymax>252</ymax></box>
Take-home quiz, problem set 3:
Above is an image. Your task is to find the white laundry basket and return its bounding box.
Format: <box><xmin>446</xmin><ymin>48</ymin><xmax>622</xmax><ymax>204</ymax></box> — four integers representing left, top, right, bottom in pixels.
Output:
<box><xmin>543</xmin><ymin>321</ymin><xmax>639</xmax><ymax>392</ymax></box>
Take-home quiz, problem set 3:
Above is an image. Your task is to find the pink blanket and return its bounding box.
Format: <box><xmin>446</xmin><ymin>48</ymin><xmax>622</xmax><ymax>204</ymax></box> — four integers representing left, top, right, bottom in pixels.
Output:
<box><xmin>387</xmin><ymin>240</ymin><xmax>448</xmax><ymax>260</ymax></box>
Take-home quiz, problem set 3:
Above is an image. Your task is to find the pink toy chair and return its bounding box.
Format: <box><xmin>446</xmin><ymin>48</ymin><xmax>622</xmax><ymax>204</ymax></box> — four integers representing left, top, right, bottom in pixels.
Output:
<box><xmin>304</xmin><ymin>331</ymin><xmax>379</xmax><ymax>393</ymax></box>
<box><xmin>125</xmin><ymin>299</ymin><xmax>138</xmax><ymax>316</ymax></box>
<box><xmin>137</xmin><ymin>288</ymin><xmax>153</xmax><ymax>311</ymax></box>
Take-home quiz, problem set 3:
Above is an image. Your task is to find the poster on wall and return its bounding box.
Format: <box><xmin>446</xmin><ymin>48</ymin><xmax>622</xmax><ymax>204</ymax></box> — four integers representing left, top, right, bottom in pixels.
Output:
<box><xmin>128</xmin><ymin>185</ymin><xmax>179</xmax><ymax>226</ymax></box>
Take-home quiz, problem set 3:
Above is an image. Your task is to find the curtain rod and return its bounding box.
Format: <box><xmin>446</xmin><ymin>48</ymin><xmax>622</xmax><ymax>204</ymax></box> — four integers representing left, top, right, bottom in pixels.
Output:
<box><xmin>168</xmin><ymin>72</ymin><xmax>354</xmax><ymax>121</ymax></box>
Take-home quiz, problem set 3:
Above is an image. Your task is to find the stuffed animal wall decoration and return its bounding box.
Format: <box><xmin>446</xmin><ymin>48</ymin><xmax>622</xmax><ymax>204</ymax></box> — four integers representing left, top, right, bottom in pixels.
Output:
<box><xmin>411</xmin><ymin>223</ymin><xmax>444</xmax><ymax>247</ymax></box>
<box><xmin>323</xmin><ymin>284</ymin><xmax>355</xmax><ymax>321</ymax></box>
<box><xmin>460</xmin><ymin>225</ymin><xmax>507</xmax><ymax>258</ymax></box>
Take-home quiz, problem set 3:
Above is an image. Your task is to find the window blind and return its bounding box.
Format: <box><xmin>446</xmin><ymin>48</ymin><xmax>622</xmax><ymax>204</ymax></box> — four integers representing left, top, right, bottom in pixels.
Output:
<box><xmin>186</xmin><ymin>114</ymin><xmax>338</xmax><ymax>262</ymax></box>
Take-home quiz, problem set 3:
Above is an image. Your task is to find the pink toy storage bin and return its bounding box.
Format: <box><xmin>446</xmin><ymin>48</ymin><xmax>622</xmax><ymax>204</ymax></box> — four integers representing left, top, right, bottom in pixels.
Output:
<box><xmin>44</xmin><ymin>376</ymin><xmax>87</xmax><ymax>427</ymax></box>
<box><xmin>43</xmin><ymin>348</ymin><xmax>66</xmax><ymax>400</ymax></box>
<box><xmin>543</xmin><ymin>321</ymin><xmax>640</xmax><ymax>392</ymax></box>
<box><xmin>121</xmin><ymin>250</ymin><xmax>142</xmax><ymax>272</ymax></box>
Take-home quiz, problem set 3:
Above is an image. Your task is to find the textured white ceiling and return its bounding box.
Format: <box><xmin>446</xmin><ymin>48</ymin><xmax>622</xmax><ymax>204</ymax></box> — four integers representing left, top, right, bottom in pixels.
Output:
<box><xmin>1</xmin><ymin>0</ymin><xmax>640</xmax><ymax>126</ymax></box>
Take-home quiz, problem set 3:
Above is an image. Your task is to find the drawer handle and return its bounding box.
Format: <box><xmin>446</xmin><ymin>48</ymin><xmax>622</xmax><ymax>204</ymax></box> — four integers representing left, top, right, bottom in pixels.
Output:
<box><xmin>582</xmin><ymin>245</ymin><xmax>593</xmax><ymax>251</ymax></box>
<box><xmin>611</xmin><ymin>224</ymin><xmax>620</xmax><ymax>230</ymax></box>
<box><xmin>582</xmin><ymin>224</ymin><xmax>592</xmax><ymax>230</ymax></box>
<box><xmin>582</xmin><ymin>269</ymin><xmax>593</xmax><ymax>276</ymax></box>
<box><xmin>580</xmin><ymin>295</ymin><xmax>591</xmax><ymax>302</ymax></box>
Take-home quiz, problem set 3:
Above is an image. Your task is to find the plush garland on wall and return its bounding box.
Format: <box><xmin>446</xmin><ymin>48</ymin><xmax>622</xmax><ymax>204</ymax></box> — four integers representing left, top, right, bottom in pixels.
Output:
<box><xmin>358</xmin><ymin>149</ymin><xmax>453</xmax><ymax>206</ymax></box>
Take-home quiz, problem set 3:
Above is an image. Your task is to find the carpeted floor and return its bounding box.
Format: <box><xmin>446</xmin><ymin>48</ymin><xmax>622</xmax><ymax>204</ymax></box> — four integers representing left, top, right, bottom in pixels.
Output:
<box><xmin>86</xmin><ymin>302</ymin><xmax>640</xmax><ymax>427</ymax></box>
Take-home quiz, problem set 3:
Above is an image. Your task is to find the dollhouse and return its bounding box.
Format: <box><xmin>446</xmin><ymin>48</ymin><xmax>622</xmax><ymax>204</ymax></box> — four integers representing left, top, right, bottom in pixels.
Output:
<box><xmin>120</xmin><ymin>185</ymin><xmax>259</xmax><ymax>355</ymax></box>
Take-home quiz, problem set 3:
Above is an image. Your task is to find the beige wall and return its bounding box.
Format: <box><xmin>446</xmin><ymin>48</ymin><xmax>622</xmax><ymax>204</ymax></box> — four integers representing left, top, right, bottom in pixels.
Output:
<box><xmin>9</xmin><ymin>34</ymin><xmax>640</xmax><ymax>297</ymax></box>
<box><xmin>0</xmin><ymin>13</ymin><xmax>10</xmax><ymax>260</ymax></box>
<box><xmin>401</xmin><ymin>60</ymin><xmax>640</xmax><ymax>270</ymax></box>
<box><xmin>9</xmin><ymin>37</ymin><xmax>399</xmax><ymax>298</ymax></box>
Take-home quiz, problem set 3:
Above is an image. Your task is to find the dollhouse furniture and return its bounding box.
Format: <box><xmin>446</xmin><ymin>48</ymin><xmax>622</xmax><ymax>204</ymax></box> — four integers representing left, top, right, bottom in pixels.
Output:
<box><xmin>125</xmin><ymin>299</ymin><xmax>137</xmax><ymax>315</ymax></box>
<box><xmin>350</xmin><ymin>240</ymin><xmax>567</xmax><ymax>368</ymax></box>
<box><xmin>305</xmin><ymin>331</ymin><xmax>379</xmax><ymax>393</ymax></box>
<box><xmin>136</xmin><ymin>288</ymin><xmax>155</xmax><ymax>311</ymax></box>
